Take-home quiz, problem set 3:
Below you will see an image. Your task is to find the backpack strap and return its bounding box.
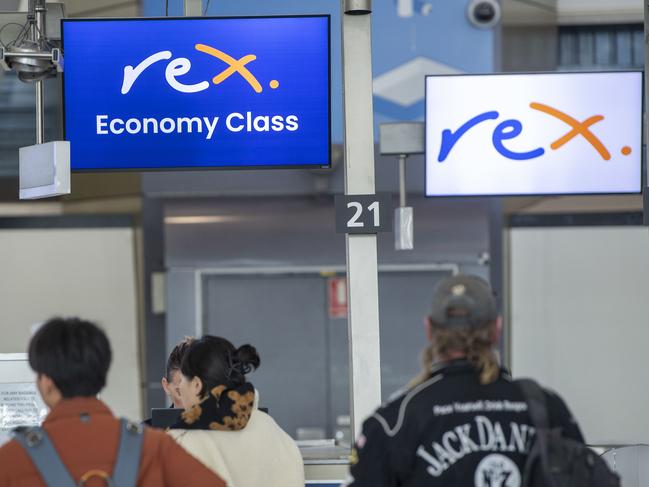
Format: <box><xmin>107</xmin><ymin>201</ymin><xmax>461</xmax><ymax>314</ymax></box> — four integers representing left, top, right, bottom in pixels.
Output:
<box><xmin>516</xmin><ymin>378</ymin><xmax>550</xmax><ymax>430</ymax></box>
<box><xmin>111</xmin><ymin>419</ymin><xmax>144</xmax><ymax>487</ymax></box>
<box><xmin>517</xmin><ymin>379</ymin><xmax>560</xmax><ymax>487</ymax></box>
<box><xmin>13</xmin><ymin>427</ymin><xmax>77</xmax><ymax>487</ymax></box>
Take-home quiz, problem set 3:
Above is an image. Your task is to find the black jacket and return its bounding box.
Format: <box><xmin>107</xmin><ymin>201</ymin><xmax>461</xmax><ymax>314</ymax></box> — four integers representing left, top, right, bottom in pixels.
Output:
<box><xmin>347</xmin><ymin>360</ymin><xmax>584</xmax><ymax>487</ymax></box>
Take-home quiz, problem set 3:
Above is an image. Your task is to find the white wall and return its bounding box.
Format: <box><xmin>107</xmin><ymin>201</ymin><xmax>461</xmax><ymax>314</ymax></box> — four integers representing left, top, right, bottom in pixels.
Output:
<box><xmin>558</xmin><ymin>0</ymin><xmax>642</xmax><ymax>23</ymax></box>
<box><xmin>510</xmin><ymin>226</ymin><xmax>649</xmax><ymax>445</ymax></box>
<box><xmin>0</xmin><ymin>228</ymin><xmax>142</xmax><ymax>420</ymax></box>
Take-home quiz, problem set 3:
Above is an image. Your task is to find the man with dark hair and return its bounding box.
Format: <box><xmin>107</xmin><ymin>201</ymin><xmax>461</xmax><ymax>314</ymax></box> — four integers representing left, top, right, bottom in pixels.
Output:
<box><xmin>0</xmin><ymin>317</ymin><xmax>226</xmax><ymax>487</ymax></box>
<box><xmin>27</xmin><ymin>317</ymin><xmax>113</xmax><ymax>400</ymax></box>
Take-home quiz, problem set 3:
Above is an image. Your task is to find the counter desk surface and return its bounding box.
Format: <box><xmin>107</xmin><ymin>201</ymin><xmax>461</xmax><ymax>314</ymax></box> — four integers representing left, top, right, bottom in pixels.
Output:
<box><xmin>300</xmin><ymin>442</ymin><xmax>349</xmax><ymax>486</ymax></box>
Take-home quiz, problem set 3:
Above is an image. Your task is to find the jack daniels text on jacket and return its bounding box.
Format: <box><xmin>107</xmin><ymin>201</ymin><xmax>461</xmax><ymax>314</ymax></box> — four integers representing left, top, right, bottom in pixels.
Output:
<box><xmin>346</xmin><ymin>360</ymin><xmax>584</xmax><ymax>487</ymax></box>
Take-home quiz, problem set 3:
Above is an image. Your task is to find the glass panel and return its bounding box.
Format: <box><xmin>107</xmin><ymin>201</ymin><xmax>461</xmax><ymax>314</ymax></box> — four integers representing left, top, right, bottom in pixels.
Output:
<box><xmin>378</xmin><ymin>272</ymin><xmax>450</xmax><ymax>399</ymax></box>
<box><xmin>594</xmin><ymin>30</ymin><xmax>613</xmax><ymax>66</ymax></box>
<box><xmin>616</xmin><ymin>30</ymin><xmax>633</xmax><ymax>67</ymax></box>
<box><xmin>559</xmin><ymin>24</ymin><xmax>643</xmax><ymax>70</ymax></box>
<box><xmin>577</xmin><ymin>30</ymin><xmax>595</xmax><ymax>67</ymax></box>
<box><xmin>632</xmin><ymin>29</ymin><xmax>644</xmax><ymax>68</ymax></box>
<box><xmin>0</xmin><ymin>73</ymin><xmax>61</xmax><ymax>177</ymax></box>
<box><xmin>203</xmin><ymin>274</ymin><xmax>337</xmax><ymax>440</ymax></box>
<box><xmin>559</xmin><ymin>31</ymin><xmax>577</xmax><ymax>67</ymax></box>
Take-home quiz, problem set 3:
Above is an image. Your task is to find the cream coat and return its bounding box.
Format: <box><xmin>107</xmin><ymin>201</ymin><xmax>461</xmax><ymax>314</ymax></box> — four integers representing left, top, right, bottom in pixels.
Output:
<box><xmin>168</xmin><ymin>403</ymin><xmax>304</xmax><ymax>487</ymax></box>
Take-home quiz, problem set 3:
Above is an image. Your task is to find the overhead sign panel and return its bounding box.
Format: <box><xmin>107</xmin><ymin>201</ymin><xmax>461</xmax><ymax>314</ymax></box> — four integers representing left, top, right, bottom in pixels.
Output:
<box><xmin>62</xmin><ymin>16</ymin><xmax>331</xmax><ymax>170</ymax></box>
<box><xmin>425</xmin><ymin>72</ymin><xmax>642</xmax><ymax>197</ymax></box>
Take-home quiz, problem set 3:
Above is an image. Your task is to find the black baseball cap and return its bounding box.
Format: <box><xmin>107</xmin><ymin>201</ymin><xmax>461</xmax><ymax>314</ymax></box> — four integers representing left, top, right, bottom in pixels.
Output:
<box><xmin>430</xmin><ymin>275</ymin><xmax>498</xmax><ymax>328</ymax></box>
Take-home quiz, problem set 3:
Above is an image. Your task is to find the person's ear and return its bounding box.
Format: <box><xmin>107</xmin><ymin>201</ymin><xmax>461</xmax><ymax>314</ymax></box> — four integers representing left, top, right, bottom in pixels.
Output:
<box><xmin>161</xmin><ymin>377</ymin><xmax>171</xmax><ymax>396</ymax></box>
<box><xmin>491</xmin><ymin>317</ymin><xmax>503</xmax><ymax>346</ymax></box>
<box><xmin>36</xmin><ymin>374</ymin><xmax>62</xmax><ymax>408</ymax></box>
<box><xmin>191</xmin><ymin>376</ymin><xmax>203</xmax><ymax>396</ymax></box>
<box><xmin>424</xmin><ymin>316</ymin><xmax>434</xmax><ymax>342</ymax></box>
<box><xmin>36</xmin><ymin>373</ymin><xmax>46</xmax><ymax>393</ymax></box>
<box><xmin>38</xmin><ymin>374</ymin><xmax>54</xmax><ymax>394</ymax></box>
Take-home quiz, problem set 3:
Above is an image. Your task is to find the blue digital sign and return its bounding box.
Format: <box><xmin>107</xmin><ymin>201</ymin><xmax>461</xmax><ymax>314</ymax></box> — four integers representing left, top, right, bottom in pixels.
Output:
<box><xmin>62</xmin><ymin>16</ymin><xmax>331</xmax><ymax>170</ymax></box>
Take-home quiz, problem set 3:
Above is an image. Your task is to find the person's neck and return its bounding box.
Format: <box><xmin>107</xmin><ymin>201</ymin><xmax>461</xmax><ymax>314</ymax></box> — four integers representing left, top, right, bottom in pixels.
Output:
<box><xmin>438</xmin><ymin>351</ymin><xmax>467</xmax><ymax>362</ymax></box>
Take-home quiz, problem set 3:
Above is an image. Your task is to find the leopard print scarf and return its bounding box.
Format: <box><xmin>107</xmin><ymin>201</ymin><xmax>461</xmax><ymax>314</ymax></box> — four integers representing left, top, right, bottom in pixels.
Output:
<box><xmin>171</xmin><ymin>382</ymin><xmax>255</xmax><ymax>431</ymax></box>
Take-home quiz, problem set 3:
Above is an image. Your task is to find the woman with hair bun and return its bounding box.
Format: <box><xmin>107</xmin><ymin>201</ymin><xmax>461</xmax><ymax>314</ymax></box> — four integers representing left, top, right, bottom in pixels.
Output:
<box><xmin>168</xmin><ymin>335</ymin><xmax>304</xmax><ymax>487</ymax></box>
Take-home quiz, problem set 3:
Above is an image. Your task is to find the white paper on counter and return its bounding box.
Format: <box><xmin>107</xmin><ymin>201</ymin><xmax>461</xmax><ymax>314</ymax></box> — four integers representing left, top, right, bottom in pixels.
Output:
<box><xmin>0</xmin><ymin>382</ymin><xmax>48</xmax><ymax>446</ymax></box>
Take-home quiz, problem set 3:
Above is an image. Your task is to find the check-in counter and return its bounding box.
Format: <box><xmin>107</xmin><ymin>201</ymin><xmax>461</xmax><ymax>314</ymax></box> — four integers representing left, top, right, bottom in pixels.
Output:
<box><xmin>599</xmin><ymin>445</ymin><xmax>649</xmax><ymax>487</ymax></box>
<box><xmin>1</xmin><ymin>350</ymin><xmax>350</xmax><ymax>487</ymax></box>
<box><xmin>301</xmin><ymin>444</ymin><xmax>649</xmax><ymax>487</ymax></box>
<box><xmin>299</xmin><ymin>441</ymin><xmax>349</xmax><ymax>487</ymax></box>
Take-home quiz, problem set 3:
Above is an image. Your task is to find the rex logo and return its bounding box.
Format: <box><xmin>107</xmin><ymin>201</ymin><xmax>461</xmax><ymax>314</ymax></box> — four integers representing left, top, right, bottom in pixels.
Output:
<box><xmin>437</xmin><ymin>103</ymin><xmax>632</xmax><ymax>163</ymax></box>
<box><xmin>121</xmin><ymin>43</ymin><xmax>280</xmax><ymax>95</ymax></box>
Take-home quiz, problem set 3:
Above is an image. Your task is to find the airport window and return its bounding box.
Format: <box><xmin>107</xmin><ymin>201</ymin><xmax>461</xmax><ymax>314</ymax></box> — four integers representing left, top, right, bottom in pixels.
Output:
<box><xmin>558</xmin><ymin>24</ymin><xmax>644</xmax><ymax>69</ymax></box>
<box><xmin>0</xmin><ymin>73</ymin><xmax>60</xmax><ymax>177</ymax></box>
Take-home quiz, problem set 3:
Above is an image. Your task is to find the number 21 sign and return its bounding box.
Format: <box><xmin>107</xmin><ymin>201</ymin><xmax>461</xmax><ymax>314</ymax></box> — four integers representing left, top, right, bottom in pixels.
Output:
<box><xmin>335</xmin><ymin>194</ymin><xmax>393</xmax><ymax>234</ymax></box>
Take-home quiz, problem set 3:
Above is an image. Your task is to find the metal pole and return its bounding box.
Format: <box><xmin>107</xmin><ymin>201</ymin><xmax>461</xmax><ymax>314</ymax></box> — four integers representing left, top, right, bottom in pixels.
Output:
<box><xmin>340</xmin><ymin>0</ymin><xmax>382</xmax><ymax>440</ymax></box>
<box><xmin>398</xmin><ymin>154</ymin><xmax>407</xmax><ymax>207</ymax></box>
<box><xmin>645</xmin><ymin>0</ymin><xmax>649</xmax><ymax>190</ymax></box>
<box><xmin>35</xmin><ymin>82</ymin><xmax>44</xmax><ymax>144</ymax></box>
<box><xmin>642</xmin><ymin>0</ymin><xmax>649</xmax><ymax>226</ymax></box>
<box><xmin>34</xmin><ymin>0</ymin><xmax>45</xmax><ymax>144</ymax></box>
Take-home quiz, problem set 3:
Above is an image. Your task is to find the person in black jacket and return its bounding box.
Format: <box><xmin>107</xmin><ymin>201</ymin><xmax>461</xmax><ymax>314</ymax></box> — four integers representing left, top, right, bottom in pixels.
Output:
<box><xmin>346</xmin><ymin>274</ymin><xmax>584</xmax><ymax>487</ymax></box>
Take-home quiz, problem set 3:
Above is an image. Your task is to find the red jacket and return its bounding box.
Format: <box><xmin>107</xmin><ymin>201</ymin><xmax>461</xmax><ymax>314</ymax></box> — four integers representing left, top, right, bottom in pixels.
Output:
<box><xmin>0</xmin><ymin>397</ymin><xmax>226</xmax><ymax>487</ymax></box>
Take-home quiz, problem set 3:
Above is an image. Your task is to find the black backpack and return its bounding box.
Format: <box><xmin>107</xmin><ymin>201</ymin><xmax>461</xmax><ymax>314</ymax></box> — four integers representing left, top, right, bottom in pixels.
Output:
<box><xmin>517</xmin><ymin>379</ymin><xmax>620</xmax><ymax>487</ymax></box>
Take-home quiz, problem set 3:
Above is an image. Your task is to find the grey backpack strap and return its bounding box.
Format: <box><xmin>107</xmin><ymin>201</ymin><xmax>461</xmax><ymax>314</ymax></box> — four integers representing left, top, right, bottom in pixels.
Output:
<box><xmin>111</xmin><ymin>419</ymin><xmax>144</xmax><ymax>487</ymax></box>
<box><xmin>516</xmin><ymin>378</ymin><xmax>550</xmax><ymax>429</ymax></box>
<box><xmin>13</xmin><ymin>427</ymin><xmax>77</xmax><ymax>487</ymax></box>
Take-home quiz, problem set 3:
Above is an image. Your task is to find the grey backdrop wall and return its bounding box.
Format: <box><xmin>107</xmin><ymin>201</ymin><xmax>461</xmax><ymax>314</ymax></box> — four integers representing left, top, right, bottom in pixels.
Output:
<box><xmin>161</xmin><ymin>195</ymin><xmax>491</xmax><ymax>437</ymax></box>
<box><xmin>510</xmin><ymin>225</ymin><xmax>649</xmax><ymax>445</ymax></box>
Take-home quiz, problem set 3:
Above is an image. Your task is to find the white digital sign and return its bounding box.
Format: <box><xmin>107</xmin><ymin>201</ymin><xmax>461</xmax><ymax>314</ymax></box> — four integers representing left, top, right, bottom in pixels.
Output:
<box><xmin>425</xmin><ymin>72</ymin><xmax>642</xmax><ymax>196</ymax></box>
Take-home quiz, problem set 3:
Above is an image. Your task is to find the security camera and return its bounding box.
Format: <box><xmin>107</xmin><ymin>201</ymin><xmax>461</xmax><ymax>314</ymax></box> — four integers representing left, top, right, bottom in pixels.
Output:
<box><xmin>467</xmin><ymin>0</ymin><xmax>501</xmax><ymax>29</ymax></box>
<box><xmin>0</xmin><ymin>0</ymin><xmax>63</xmax><ymax>82</ymax></box>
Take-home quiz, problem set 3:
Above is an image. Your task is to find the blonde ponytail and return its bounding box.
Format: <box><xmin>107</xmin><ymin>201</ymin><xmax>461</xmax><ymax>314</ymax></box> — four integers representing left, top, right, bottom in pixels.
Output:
<box><xmin>408</xmin><ymin>344</ymin><xmax>435</xmax><ymax>389</ymax></box>
<box><xmin>408</xmin><ymin>323</ymin><xmax>500</xmax><ymax>388</ymax></box>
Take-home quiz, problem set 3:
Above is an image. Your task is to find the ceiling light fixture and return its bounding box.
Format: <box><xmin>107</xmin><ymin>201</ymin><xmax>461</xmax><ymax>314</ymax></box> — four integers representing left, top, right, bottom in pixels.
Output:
<box><xmin>164</xmin><ymin>216</ymin><xmax>240</xmax><ymax>225</ymax></box>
